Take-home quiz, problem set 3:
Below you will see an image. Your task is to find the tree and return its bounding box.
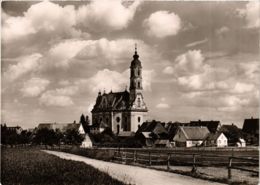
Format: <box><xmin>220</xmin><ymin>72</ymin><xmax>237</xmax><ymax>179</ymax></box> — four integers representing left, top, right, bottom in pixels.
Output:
<box><xmin>64</xmin><ymin>129</ymin><xmax>84</xmax><ymax>145</ymax></box>
<box><xmin>33</xmin><ymin>128</ymin><xmax>61</xmax><ymax>146</ymax></box>
<box><xmin>80</xmin><ymin>114</ymin><xmax>86</xmax><ymax>125</ymax></box>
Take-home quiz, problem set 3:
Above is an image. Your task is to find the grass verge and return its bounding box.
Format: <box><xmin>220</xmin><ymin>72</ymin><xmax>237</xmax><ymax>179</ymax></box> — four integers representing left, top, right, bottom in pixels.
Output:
<box><xmin>1</xmin><ymin>147</ymin><xmax>126</xmax><ymax>185</ymax></box>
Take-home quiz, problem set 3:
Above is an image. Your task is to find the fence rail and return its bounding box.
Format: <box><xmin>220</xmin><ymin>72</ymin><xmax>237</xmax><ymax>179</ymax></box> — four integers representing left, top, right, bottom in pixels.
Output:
<box><xmin>114</xmin><ymin>148</ymin><xmax>259</xmax><ymax>182</ymax></box>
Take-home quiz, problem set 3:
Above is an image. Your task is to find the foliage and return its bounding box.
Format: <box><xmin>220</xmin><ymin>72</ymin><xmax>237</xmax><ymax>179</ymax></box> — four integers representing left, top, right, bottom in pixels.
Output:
<box><xmin>33</xmin><ymin>128</ymin><xmax>61</xmax><ymax>146</ymax></box>
<box><xmin>1</xmin><ymin>148</ymin><xmax>126</xmax><ymax>185</ymax></box>
<box><xmin>1</xmin><ymin>124</ymin><xmax>33</xmax><ymax>146</ymax></box>
<box><xmin>63</xmin><ymin>129</ymin><xmax>84</xmax><ymax>145</ymax></box>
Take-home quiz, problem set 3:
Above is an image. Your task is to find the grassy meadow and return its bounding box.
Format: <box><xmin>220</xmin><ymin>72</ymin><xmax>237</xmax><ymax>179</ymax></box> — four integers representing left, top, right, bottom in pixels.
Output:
<box><xmin>1</xmin><ymin>147</ymin><xmax>126</xmax><ymax>185</ymax></box>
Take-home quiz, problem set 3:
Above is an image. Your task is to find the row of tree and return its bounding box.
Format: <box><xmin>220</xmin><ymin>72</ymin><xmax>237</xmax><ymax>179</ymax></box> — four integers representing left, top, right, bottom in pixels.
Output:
<box><xmin>1</xmin><ymin>124</ymin><xmax>84</xmax><ymax>146</ymax></box>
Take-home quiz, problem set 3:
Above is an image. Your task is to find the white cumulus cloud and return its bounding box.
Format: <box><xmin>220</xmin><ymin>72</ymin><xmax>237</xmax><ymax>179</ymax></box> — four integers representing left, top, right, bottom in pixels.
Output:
<box><xmin>77</xmin><ymin>0</ymin><xmax>141</xmax><ymax>32</ymax></box>
<box><xmin>143</xmin><ymin>11</ymin><xmax>182</xmax><ymax>38</ymax></box>
<box><xmin>3</xmin><ymin>53</ymin><xmax>42</xmax><ymax>82</ymax></box>
<box><xmin>163</xmin><ymin>66</ymin><xmax>174</xmax><ymax>74</ymax></box>
<box><xmin>174</xmin><ymin>50</ymin><xmax>207</xmax><ymax>76</ymax></box>
<box><xmin>2</xmin><ymin>1</ymin><xmax>78</xmax><ymax>43</ymax></box>
<box><xmin>39</xmin><ymin>86</ymin><xmax>78</xmax><ymax>106</ymax></box>
<box><xmin>21</xmin><ymin>77</ymin><xmax>50</xmax><ymax>97</ymax></box>
<box><xmin>237</xmin><ymin>1</ymin><xmax>260</xmax><ymax>28</ymax></box>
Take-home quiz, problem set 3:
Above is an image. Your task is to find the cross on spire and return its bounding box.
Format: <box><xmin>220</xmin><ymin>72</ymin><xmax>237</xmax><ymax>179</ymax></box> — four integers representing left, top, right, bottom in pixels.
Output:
<box><xmin>135</xmin><ymin>43</ymin><xmax>137</xmax><ymax>54</ymax></box>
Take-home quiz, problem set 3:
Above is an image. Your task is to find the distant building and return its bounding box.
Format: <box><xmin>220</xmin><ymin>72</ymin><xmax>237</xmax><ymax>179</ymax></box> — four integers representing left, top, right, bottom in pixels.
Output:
<box><xmin>166</xmin><ymin>122</ymin><xmax>188</xmax><ymax>142</ymax></box>
<box><xmin>236</xmin><ymin>138</ymin><xmax>246</xmax><ymax>147</ymax></box>
<box><xmin>242</xmin><ymin>117</ymin><xmax>259</xmax><ymax>137</ymax></box>
<box><xmin>205</xmin><ymin>132</ymin><xmax>228</xmax><ymax>147</ymax></box>
<box><xmin>80</xmin><ymin>134</ymin><xmax>94</xmax><ymax>148</ymax></box>
<box><xmin>91</xmin><ymin>46</ymin><xmax>148</xmax><ymax>134</ymax></box>
<box><xmin>37</xmin><ymin>122</ymin><xmax>80</xmax><ymax>133</ymax></box>
<box><xmin>189</xmin><ymin>120</ymin><xmax>221</xmax><ymax>133</ymax></box>
<box><xmin>220</xmin><ymin>124</ymin><xmax>243</xmax><ymax>145</ymax></box>
<box><xmin>6</xmin><ymin>126</ymin><xmax>23</xmax><ymax>134</ymax></box>
<box><xmin>173</xmin><ymin>126</ymin><xmax>210</xmax><ymax>147</ymax></box>
<box><xmin>135</xmin><ymin>120</ymin><xmax>169</xmax><ymax>147</ymax></box>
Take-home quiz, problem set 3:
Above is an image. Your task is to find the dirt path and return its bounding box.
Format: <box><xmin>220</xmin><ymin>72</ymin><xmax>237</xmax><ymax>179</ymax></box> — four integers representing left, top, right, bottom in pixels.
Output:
<box><xmin>44</xmin><ymin>150</ymin><xmax>225</xmax><ymax>185</ymax></box>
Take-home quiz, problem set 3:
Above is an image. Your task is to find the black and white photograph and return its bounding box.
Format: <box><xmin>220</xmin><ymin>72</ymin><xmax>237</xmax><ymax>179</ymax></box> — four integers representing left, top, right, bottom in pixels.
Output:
<box><xmin>1</xmin><ymin>0</ymin><xmax>259</xmax><ymax>185</ymax></box>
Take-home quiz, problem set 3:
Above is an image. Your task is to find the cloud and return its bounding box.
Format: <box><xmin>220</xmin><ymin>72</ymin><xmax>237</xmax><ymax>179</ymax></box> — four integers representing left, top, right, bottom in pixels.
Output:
<box><xmin>232</xmin><ymin>82</ymin><xmax>255</xmax><ymax>94</ymax></box>
<box><xmin>237</xmin><ymin>1</ymin><xmax>260</xmax><ymax>28</ymax></box>
<box><xmin>163</xmin><ymin>66</ymin><xmax>174</xmax><ymax>74</ymax></box>
<box><xmin>2</xmin><ymin>1</ymin><xmax>79</xmax><ymax>43</ymax></box>
<box><xmin>186</xmin><ymin>38</ymin><xmax>208</xmax><ymax>48</ymax></box>
<box><xmin>174</xmin><ymin>50</ymin><xmax>206</xmax><ymax>76</ymax></box>
<box><xmin>143</xmin><ymin>11</ymin><xmax>181</xmax><ymax>38</ymax></box>
<box><xmin>76</xmin><ymin>0</ymin><xmax>141</xmax><ymax>32</ymax></box>
<box><xmin>239</xmin><ymin>61</ymin><xmax>260</xmax><ymax>81</ymax></box>
<box><xmin>47</xmin><ymin>38</ymin><xmax>157</xmax><ymax>68</ymax></box>
<box><xmin>49</xmin><ymin>39</ymin><xmax>89</xmax><ymax>67</ymax></box>
<box><xmin>78</xmin><ymin>68</ymin><xmax>154</xmax><ymax>94</ymax></box>
<box><xmin>215</xmin><ymin>26</ymin><xmax>230</xmax><ymax>35</ymax></box>
<box><xmin>39</xmin><ymin>86</ymin><xmax>78</xmax><ymax>107</ymax></box>
<box><xmin>3</xmin><ymin>53</ymin><xmax>42</xmax><ymax>82</ymax></box>
<box><xmin>21</xmin><ymin>77</ymin><xmax>50</xmax><ymax>97</ymax></box>
<box><xmin>156</xmin><ymin>103</ymin><xmax>170</xmax><ymax>109</ymax></box>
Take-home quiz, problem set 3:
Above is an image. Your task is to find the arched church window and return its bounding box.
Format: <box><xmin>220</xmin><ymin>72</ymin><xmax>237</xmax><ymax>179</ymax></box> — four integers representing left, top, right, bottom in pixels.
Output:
<box><xmin>116</xmin><ymin>117</ymin><xmax>120</xmax><ymax>123</ymax></box>
<box><xmin>138</xmin><ymin>117</ymin><xmax>141</xmax><ymax>123</ymax></box>
<box><xmin>137</xmin><ymin>98</ymin><xmax>141</xmax><ymax>107</ymax></box>
<box><xmin>138</xmin><ymin>69</ymin><xmax>140</xmax><ymax>76</ymax></box>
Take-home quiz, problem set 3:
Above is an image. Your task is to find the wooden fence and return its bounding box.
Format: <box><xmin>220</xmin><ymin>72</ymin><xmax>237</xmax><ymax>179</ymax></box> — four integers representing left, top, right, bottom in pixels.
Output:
<box><xmin>113</xmin><ymin>148</ymin><xmax>259</xmax><ymax>181</ymax></box>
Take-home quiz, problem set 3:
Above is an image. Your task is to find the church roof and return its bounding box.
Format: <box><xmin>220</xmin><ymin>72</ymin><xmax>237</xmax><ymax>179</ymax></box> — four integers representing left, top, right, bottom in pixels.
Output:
<box><xmin>92</xmin><ymin>90</ymin><xmax>131</xmax><ymax>112</ymax></box>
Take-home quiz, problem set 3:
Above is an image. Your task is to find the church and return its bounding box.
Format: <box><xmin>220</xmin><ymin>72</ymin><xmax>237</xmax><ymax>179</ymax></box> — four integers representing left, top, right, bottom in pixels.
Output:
<box><xmin>91</xmin><ymin>46</ymin><xmax>148</xmax><ymax>134</ymax></box>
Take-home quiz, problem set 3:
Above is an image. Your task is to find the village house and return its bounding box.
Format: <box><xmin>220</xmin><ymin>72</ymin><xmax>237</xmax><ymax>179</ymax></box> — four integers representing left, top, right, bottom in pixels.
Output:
<box><xmin>242</xmin><ymin>117</ymin><xmax>259</xmax><ymax>144</ymax></box>
<box><xmin>173</xmin><ymin>126</ymin><xmax>210</xmax><ymax>147</ymax></box>
<box><xmin>135</xmin><ymin>120</ymin><xmax>169</xmax><ymax>147</ymax></box>
<box><xmin>205</xmin><ymin>132</ymin><xmax>228</xmax><ymax>147</ymax></box>
<box><xmin>6</xmin><ymin>126</ymin><xmax>23</xmax><ymax>134</ymax></box>
<box><xmin>80</xmin><ymin>134</ymin><xmax>94</xmax><ymax>148</ymax></box>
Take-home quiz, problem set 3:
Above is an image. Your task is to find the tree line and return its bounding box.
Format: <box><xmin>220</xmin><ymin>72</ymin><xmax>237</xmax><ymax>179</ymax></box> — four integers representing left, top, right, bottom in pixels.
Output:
<box><xmin>1</xmin><ymin>124</ymin><xmax>84</xmax><ymax>146</ymax></box>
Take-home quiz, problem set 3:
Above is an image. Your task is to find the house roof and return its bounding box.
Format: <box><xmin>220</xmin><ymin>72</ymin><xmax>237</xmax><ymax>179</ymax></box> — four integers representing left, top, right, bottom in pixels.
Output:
<box><xmin>180</xmin><ymin>126</ymin><xmax>210</xmax><ymax>140</ymax></box>
<box><xmin>189</xmin><ymin>120</ymin><xmax>220</xmax><ymax>133</ymax></box>
<box><xmin>141</xmin><ymin>132</ymin><xmax>152</xmax><ymax>138</ymax></box>
<box><xmin>167</xmin><ymin>122</ymin><xmax>189</xmax><ymax>140</ymax></box>
<box><xmin>206</xmin><ymin>132</ymin><xmax>225</xmax><ymax>141</ymax></box>
<box><xmin>118</xmin><ymin>131</ymin><xmax>135</xmax><ymax>137</ymax></box>
<box><xmin>242</xmin><ymin>118</ymin><xmax>259</xmax><ymax>134</ymax></box>
<box><xmin>136</xmin><ymin>121</ymin><xmax>168</xmax><ymax>135</ymax></box>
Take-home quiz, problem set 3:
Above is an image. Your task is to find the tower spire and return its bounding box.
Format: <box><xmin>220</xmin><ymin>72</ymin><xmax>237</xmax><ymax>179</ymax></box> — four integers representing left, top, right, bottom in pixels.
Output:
<box><xmin>135</xmin><ymin>43</ymin><xmax>137</xmax><ymax>55</ymax></box>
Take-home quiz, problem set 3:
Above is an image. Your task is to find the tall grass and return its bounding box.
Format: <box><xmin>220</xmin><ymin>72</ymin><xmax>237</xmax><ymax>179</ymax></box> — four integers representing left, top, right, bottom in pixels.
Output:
<box><xmin>1</xmin><ymin>148</ymin><xmax>126</xmax><ymax>185</ymax></box>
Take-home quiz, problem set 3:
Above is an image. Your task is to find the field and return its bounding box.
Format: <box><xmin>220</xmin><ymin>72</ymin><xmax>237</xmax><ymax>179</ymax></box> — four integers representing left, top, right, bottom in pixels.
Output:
<box><xmin>1</xmin><ymin>147</ymin><xmax>126</xmax><ymax>185</ymax></box>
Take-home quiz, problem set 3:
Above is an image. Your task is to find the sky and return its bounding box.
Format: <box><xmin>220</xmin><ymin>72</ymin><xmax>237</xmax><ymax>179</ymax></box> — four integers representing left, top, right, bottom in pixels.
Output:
<box><xmin>1</xmin><ymin>0</ymin><xmax>260</xmax><ymax>129</ymax></box>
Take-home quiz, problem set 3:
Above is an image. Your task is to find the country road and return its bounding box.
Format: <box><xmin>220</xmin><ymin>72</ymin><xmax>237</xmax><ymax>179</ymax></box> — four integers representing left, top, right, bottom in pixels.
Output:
<box><xmin>44</xmin><ymin>150</ymin><xmax>225</xmax><ymax>185</ymax></box>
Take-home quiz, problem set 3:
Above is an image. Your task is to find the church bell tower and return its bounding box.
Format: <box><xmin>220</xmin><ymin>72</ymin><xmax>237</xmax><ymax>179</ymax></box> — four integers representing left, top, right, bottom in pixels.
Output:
<box><xmin>130</xmin><ymin>44</ymin><xmax>143</xmax><ymax>102</ymax></box>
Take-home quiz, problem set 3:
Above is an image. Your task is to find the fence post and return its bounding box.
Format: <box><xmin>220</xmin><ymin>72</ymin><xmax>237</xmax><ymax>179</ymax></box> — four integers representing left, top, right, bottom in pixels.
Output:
<box><xmin>228</xmin><ymin>157</ymin><xmax>232</xmax><ymax>182</ymax></box>
<box><xmin>121</xmin><ymin>151</ymin><xmax>124</xmax><ymax>164</ymax></box>
<box><xmin>133</xmin><ymin>150</ymin><xmax>136</xmax><ymax>163</ymax></box>
<box><xmin>125</xmin><ymin>151</ymin><xmax>127</xmax><ymax>164</ymax></box>
<box><xmin>149</xmin><ymin>151</ymin><xmax>152</xmax><ymax>166</ymax></box>
<box><xmin>167</xmin><ymin>153</ymin><xmax>171</xmax><ymax>171</ymax></box>
<box><xmin>191</xmin><ymin>154</ymin><xmax>197</xmax><ymax>173</ymax></box>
